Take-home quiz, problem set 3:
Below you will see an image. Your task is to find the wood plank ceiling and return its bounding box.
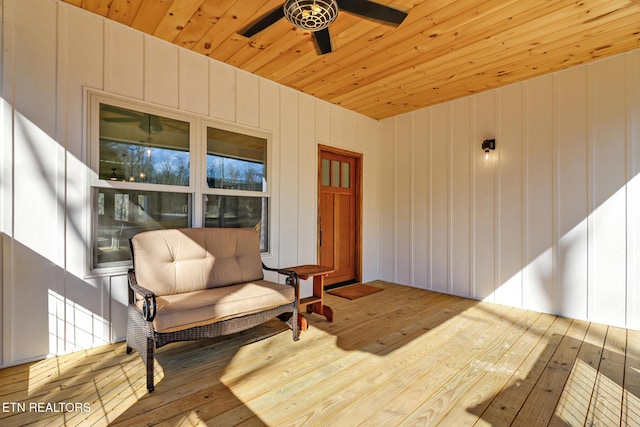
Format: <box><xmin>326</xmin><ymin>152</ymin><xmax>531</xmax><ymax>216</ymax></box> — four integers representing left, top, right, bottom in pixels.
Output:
<box><xmin>62</xmin><ymin>0</ymin><xmax>640</xmax><ymax>120</ymax></box>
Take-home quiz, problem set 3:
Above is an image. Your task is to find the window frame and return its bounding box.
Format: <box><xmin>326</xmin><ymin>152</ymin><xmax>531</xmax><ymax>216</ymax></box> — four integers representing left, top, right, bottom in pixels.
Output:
<box><xmin>86</xmin><ymin>91</ymin><xmax>272</xmax><ymax>275</ymax></box>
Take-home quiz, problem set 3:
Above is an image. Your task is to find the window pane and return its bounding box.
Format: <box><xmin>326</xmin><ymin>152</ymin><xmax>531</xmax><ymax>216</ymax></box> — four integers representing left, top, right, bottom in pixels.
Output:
<box><xmin>207</xmin><ymin>127</ymin><xmax>266</xmax><ymax>191</ymax></box>
<box><xmin>99</xmin><ymin>104</ymin><xmax>190</xmax><ymax>186</ymax></box>
<box><xmin>342</xmin><ymin>162</ymin><xmax>350</xmax><ymax>188</ymax></box>
<box><xmin>331</xmin><ymin>160</ymin><xmax>340</xmax><ymax>187</ymax></box>
<box><xmin>203</xmin><ymin>194</ymin><xmax>268</xmax><ymax>252</ymax></box>
<box><xmin>321</xmin><ymin>158</ymin><xmax>330</xmax><ymax>186</ymax></box>
<box><xmin>94</xmin><ymin>188</ymin><xmax>191</xmax><ymax>267</ymax></box>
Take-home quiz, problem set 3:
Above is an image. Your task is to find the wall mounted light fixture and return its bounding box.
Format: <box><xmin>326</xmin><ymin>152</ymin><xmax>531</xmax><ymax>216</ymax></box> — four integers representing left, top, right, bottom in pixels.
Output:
<box><xmin>482</xmin><ymin>139</ymin><xmax>495</xmax><ymax>160</ymax></box>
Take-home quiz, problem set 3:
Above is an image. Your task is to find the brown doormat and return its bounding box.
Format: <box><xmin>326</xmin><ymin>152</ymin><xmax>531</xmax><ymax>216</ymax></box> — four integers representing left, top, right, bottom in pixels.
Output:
<box><xmin>328</xmin><ymin>283</ymin><xmax>383</xmax><ymax>300</ymax></box>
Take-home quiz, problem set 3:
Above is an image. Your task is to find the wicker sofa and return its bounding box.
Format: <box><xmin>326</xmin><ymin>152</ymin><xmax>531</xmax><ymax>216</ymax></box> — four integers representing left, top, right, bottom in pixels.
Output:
<box><xmin>126</xmin><ymin>227</ymin><xmax>300</xmax><ymax>392</ymax></box>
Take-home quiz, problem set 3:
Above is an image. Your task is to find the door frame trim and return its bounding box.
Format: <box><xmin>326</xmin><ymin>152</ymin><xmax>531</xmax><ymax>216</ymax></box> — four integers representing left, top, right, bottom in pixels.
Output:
<box><xmin>317</xmin><ymin>144</ymin><xmax>363</xmax><ymax>284</ymax></box>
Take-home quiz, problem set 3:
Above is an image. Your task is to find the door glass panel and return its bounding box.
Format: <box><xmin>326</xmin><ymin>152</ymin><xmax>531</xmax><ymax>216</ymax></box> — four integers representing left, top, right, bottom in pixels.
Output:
<box><xmin>331</xmin><ymin>160</ymin><xmax>340</xmax><ymax>187</ymax></box>
<box><xmin>321</xmin><ymin>158</ymin><xmax>330</xmax><ymax>186</ymax></box>
<box><xmin>341</xmin><ymin>162</ymin><xmax>350</xmax><ymax>188</ymax></box>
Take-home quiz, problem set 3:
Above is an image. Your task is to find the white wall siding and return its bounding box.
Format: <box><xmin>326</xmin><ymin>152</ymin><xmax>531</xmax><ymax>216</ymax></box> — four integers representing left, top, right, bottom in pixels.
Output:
<box><xmin>259</xmin><ymin>78</ymin><xmax>281</xmax><ymax>283</ymax></box>
<box><xmin>0</xmin><ymin>0</ymin><xmax>380</xmax><ymax>366</ymax></box>
<box><xmin>450</xmin><ymin>98</ymin><xmax>471</xmax><ymax>297</ymax></box>
<box><xmin>179</xmin><ymin>50</ymin><xmax>210</xmax><ymax>116</ymax></box>
<box><xmin>361</xmin><ymin>114</ymin><xmax>380</xmax><ymax>283</ymax></box>
<box><xmin>211</xmin><ymin>61</ymin><xmax>236</xmax><ymax>123</ymax></box>
<box><xmin>330</xmin><ymin>104</ymin><xmax>345</xmax><ymax>148</ymax></box>
<box><xmin>524</xmin><ymin>75</ymin><xmax>555</xmax><ymax>315</ymax></box>
<box><xmin>378</xmin><ymin>119</ymin><xmax>396</xmax><ymax>282</ymax></box>
<box><xmin>59</xmin><ymin>5</ymin><xmax>103</xmax><ymax>284</ymax></box>
<box><xmin>144</xmin><ymin>38</ymin><xmax>179</xmax><ymax>109</ymax></box>
<box><xmin>628</xmin><ymin>52</ymin><xmax>640</xmax><ymax>329</ymax></box>
<box><xmin>496</xmin><ymin>84</ymin><xmax>523</xmax><ymax>308</ymax></box>
<box><xmin>5</xmin><ymin>0</ymin><xmax>59</xmax><ymax>363</ymax></box>
<box><xmin>104</xmin><ymin>22</ymin><xmax>144</xmax><ymax>100</ymax></box>
<box><xmin>395</xmin><ymin>114</ymin><xmax>413</xmax><ymax>286</ymax></box>
<box><xmin>555</xmin><ymin>67</ymin><xmax>589</xmax><ymax>321</ymax></box>
<box><xmin>430</xmin><ymin>104</ymin><xmax>450</xmax><ymax>294</ymax></box>
<box><xmin>342</xmin><ymin>110</ymin><xmax>358</xmax><ymax>152</ymax></box>
<box><xmin>472</xmin><ymin>92</ymin><xmax>497</xmax><ymax>301</ymax></box>
<box><xmin>588</xmin><ymin>55</ymin><xmax>628</xmax><ymax>327</ymax></box>
<box><xmin>412</xmin><ymin>109</ymin><xmax>429</xmax><ymax>289</ymax></box>
<box><xmin>278</xmin><ymin>87</ymin><xmax>300</xmax><ymax>269</ymax></box>
<box><xmin>315</xmin><ymin>100</ymin><xmax>331</xmax><ymax>144</ymax></box>
<box><xmin>380</xmin><ymin>49</ymin><xmax>640</xmax><ymax>330</ymax></box>
<box><xmin>235</xmin><ymin>71</ymin><xmax>260</xmax><ymax>128</ymax></box>
<box><xmin>297</xmin><ymin>94</ymin><xmax>317</xmax><ymax>268</ymax></box>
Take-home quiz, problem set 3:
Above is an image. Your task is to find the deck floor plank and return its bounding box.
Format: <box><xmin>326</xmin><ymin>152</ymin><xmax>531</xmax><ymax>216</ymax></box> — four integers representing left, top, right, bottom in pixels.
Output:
<box><xmin>0</xmin><ymin>282</ymin><xmax>636</xmax><ymax>427</ymax></box>
<box><xmin>548</xmin><ymin>321</ymin><xmax>608</xmax><ymax>427</ymax></box>
<box><xmin>258</xmin><ymin>297</ymin><xmax>480</xmax><ymax>426</ymax></box>
<box><xmin>622</xmin><ymin>328</ymin><xmax>640</xmax><ymax>427</ymax></box>
<box><xmin>394</xmin><ymin>307</ymin><xmax>541</xmax><ymax>426</ymax></box>
<box><xmin>358</xmin><ymin>304</ymin><xmax>520</xmax><ymax>426</ymax></box>
<box><xmin>436</xmin><ymin>310</ymin><xmax>552</xmax><ymax>426</ymax></box>
<box><xmin>511</xmin><ymin>319</ymin><xmax>590</xmax><ymax>426</ymax></box>
<box><xmin>471</xmin><ymin>315</ymin><xmax>573</xmax><ymax>427</ymax></box>
<box><xmin>585</xmin><ymin>326</ymin><xmax>628</xmax><ymax>427</ymax></box>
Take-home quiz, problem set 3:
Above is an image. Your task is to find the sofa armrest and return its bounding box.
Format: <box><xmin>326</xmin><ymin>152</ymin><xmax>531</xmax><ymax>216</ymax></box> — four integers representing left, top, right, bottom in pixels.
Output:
<box><xmin>262</xmin><ymin>263</ymin><xmax>300</xmax><ymax>300</ymax></box>
<box><xmin>128</xmin><ymin>269</ymin><xmax>158</xmax><ymax>322</ymax></box>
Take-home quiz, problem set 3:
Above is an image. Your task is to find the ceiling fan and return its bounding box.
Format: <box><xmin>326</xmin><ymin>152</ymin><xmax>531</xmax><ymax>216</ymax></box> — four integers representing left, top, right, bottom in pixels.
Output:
<box><xmin>241</xmin><ymin>0</ymin><xmax>408</xmax><ymax>55</ymax></box>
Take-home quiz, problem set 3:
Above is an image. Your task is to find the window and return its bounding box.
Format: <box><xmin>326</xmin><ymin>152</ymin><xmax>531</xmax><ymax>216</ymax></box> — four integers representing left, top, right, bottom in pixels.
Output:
<box><xmin>206</xmin><ymin>127</ymin><xmax>266</xmax><ymax>191</ymax></box>
<box><xmin>94</xmin><ymin>189</ymin><xmax>191</xmax><ymax>265</ymax></box>
<box><xmin>91</xmin><ymin>98</ymin><xmax>193</xmax><ymax>268</ymax></box>
<box><xmin>98</xmin><ymin>104</ymin><xmax>190</xmax><ymax>186</ymax></box>
<box><xmin>204</xmin><ymin>126</ymin><xmax>269</xmax><ymax>252</ymax></box>
<box><xmin>90</xmin><ymin>93</ymin><xmax>271</xmax><ymax>270</ymax></box>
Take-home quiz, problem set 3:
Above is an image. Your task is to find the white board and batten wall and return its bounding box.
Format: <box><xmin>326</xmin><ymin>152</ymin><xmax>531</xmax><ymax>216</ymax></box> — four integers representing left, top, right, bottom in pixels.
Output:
<box><xmin>0</xmin><ymin>0</ymin><xmax>379</xmax><ymax>367</ymax></box>
<box><xmin>379</xmin><ymin>49</ymin><xmax>640</xmax><ymax>331</ymax></box>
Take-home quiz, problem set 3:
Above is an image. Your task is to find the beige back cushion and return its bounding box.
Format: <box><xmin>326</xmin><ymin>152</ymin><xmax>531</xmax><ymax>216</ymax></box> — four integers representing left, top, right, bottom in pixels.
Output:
<box><xmin>131</xmin><ymin>228</ymin><xmax>264</xmax><ymax>296</ymax></box>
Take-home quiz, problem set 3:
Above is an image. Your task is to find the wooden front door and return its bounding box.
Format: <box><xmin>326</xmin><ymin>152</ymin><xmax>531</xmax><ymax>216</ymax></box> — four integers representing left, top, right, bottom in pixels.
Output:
<box><xmin>318</xmin><ymin>146</ymin><xmax>361</xmax><ymax>286</ymax></box>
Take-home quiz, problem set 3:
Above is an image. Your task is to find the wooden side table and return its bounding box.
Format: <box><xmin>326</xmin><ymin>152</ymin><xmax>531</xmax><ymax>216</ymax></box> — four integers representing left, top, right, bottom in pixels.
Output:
<box><xmin>284</xmin><ymin>264</ymin><xmax>334</xmax><ymax>331</ymax></box>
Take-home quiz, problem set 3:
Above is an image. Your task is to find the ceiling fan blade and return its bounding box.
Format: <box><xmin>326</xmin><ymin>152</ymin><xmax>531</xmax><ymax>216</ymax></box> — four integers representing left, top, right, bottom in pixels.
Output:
<box><xmin>241</xmin><ymin>6</ymin><xmax>286</xmax><ymax>37</ymax></box>
<box><xmin>338</xmin><ymin>0</ymin><xmax>407</xmax><ymax>25</ymax></box>
<box><xmin>314</xmin><ymin>28</ymin><xmax>332</xmax><ymax>55</ymax></box>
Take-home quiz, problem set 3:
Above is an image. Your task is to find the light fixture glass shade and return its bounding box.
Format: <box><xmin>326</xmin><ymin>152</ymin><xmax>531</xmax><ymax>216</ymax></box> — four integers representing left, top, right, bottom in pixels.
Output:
<box><xmin>284</xmin><ymin>0</ymin><xmax>339</xmax><ymax>32</ymax></box>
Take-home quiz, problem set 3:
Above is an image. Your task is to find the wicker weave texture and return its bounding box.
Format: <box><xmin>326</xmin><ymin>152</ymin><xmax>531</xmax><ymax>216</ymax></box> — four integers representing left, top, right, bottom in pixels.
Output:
<box><xmin>127</xmin><ymin>299</ymin><xmax>297</xmax><ymax>392</ymax></box>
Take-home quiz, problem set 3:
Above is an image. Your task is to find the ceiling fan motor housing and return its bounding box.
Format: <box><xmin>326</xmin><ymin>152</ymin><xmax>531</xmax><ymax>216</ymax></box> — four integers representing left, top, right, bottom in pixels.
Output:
<box><xmin>284</xmin><ymin>0</ymin><xmax>339</xmax><ymax>32</ymax></box>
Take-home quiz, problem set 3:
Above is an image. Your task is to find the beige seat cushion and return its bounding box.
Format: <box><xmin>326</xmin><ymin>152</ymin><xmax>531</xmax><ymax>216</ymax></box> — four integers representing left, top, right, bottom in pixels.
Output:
<box><xmin>139</xmin><ymin>280</ymin><xmax>294</xmax><ymax>333</ymax></box>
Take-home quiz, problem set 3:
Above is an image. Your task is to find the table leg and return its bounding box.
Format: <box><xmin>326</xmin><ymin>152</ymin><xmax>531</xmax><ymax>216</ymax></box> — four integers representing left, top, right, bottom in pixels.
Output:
<box><xmin>304</xmin><ymin>275</ymin><xmax>333</xmax><ymax>322</ymax></box>
<box><xmin>298</xmin><ymin>314</ymin><xmax>308</xmax><ymax>331</ymax></box>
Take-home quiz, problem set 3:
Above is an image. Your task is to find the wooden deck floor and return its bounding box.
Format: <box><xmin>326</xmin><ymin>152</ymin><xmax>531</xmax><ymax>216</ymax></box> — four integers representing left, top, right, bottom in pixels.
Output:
<box><xmin>1</xmin><ymin>281</ymin><xmax>638</xmax><ymax>426</ymax></box>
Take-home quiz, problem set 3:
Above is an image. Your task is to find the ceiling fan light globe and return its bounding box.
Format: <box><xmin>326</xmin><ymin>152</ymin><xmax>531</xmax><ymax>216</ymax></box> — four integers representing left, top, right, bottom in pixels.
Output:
<box><xmin>284</xmin><ymin>0</ymin><xmax>339</xmax><ymax>32</ymax></box>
